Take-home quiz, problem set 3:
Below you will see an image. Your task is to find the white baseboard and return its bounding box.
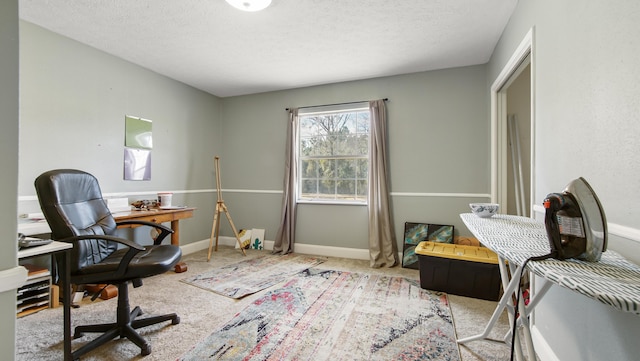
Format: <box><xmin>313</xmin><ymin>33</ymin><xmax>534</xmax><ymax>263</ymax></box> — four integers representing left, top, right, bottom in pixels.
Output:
<box><xmin>531</xmin><ymin>325</ymin><xmax>560</xmax><ymax>361</ymax></box>
<box><xmin>180</xmin><ymin>237</ymin><xmax>275</xmax><ymax>255</ymax></box>
<box><xmin>292</xmin><ymin>243</ymin><xmax>370</xmax><ymax>260</ymax></box>
<box><xmin>181</xmin><ymin>237</ymin><xmax>411</xmax><ymax>263</ymax></box>
<box><xmin>179</xmin><ymin>238</ymin><xmax>215</xmax><ymax>255</ymax></box>
<box><xmin>180</xmin><ymin>237</ymin><xmax>372</xmax><ymax>261</ymax></box>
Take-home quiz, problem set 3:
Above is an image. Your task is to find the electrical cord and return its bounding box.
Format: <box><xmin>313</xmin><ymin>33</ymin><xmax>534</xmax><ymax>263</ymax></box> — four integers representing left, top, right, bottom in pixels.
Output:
<box><xmin>509</xmin><ymin>252</ymin><xmax>556</xmax><ymax>361</ymax></box>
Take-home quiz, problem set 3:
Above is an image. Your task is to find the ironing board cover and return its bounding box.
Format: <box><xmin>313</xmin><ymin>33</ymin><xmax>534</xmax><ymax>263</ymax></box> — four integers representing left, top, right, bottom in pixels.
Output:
<box><xmin>461</xmin><ymin>213</ymin><xmax>640</xmax><ymax>315</ymax></box>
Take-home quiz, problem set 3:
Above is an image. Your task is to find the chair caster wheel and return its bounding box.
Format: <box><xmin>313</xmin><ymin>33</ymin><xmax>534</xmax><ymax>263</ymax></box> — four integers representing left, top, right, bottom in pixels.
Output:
<box><xmin>73</xmin><ymin>332</ymin><xmax>83</xmax><ymax>339</ymax></box>
<box><xmin>141</xmin><ymin>344</ymin><xmax>151</xmax><ymax>356</ymax></box>
<box><xmin>172</xmin><ymin>316</ymin><xmax>180</xmax><ymax>325</ymax></box>
<box><xmin>174</xmin><ymin>262</ymin><xmax>188</xmax><ymax>273</ymax></box>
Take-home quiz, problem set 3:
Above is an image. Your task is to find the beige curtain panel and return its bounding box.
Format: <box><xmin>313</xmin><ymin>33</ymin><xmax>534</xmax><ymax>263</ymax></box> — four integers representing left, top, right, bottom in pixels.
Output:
<box><xmin>368</xmin><ymin>99</ymin><xmax>398</xmax><ymax>268</ymax></box>
<box><xmin>273</xmin><ymin>108</ymin><xmax>298</xmax><ymax>255</ymax></box>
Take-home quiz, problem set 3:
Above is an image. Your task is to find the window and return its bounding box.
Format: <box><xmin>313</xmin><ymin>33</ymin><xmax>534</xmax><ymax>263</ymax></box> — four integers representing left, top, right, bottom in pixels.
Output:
<box><xmin>297</xmin><ymin>103</ymin><xmax>370</xmax><ymax>204</ymax></box>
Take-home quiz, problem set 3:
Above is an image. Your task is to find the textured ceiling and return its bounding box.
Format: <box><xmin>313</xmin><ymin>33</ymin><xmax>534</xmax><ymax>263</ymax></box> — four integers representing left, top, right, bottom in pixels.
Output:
<box><xmin>19</xmin><ymin>0</ymin><xmax>517</xmax><ymax>98</ymax></box>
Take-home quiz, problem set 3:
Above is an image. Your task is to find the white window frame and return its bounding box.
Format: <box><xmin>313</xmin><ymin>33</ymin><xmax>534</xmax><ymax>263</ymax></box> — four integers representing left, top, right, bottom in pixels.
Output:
<box><xmin>296</xmin><ymin>102</ymin><xmax>370</xmax><ymax>205</ymax></box>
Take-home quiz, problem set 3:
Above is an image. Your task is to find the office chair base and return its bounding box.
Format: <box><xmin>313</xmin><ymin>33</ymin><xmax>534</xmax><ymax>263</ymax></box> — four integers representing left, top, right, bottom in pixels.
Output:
<box><xmin>69</xmin><ymin>283</ymin><xmax>179</xmax><ymax>359</ymax></box>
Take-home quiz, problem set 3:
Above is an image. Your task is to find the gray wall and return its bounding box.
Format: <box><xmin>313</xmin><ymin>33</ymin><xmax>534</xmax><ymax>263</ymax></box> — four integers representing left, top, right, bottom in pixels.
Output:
<box><xmin>489</xmin><ymin>0</ymin><xmax>640</xmax><ymax>359</ymax></box>
<box><xmin>18</xmin><ymin>21</ymin><xmax>224</xmax><ymax>245</ymax></box>
<box><xmin>0</xmin><ymin>1</ymin><xmax>20</xmax><ymax>359</ymax></box>
<box><xmin>219</xmin><ymin>66</ymin><xmax>490</xmax><ymax>250</ymax></box>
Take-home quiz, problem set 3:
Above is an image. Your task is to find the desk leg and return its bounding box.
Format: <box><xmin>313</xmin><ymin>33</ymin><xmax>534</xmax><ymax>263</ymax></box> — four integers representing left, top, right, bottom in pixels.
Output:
<box><xmin>170</xmin><ymin>220</ymin><xmax>188</xmax><ymax>273</ymax></box>
<box><xmin>170</xmin><ymin>220</ymin><xmax>179</xmax><ymax>246</ymax></box>
<box><xmin>61</xmin><ymin>251</ymin><xmax>72</xmax><ymax>361</ymax></box>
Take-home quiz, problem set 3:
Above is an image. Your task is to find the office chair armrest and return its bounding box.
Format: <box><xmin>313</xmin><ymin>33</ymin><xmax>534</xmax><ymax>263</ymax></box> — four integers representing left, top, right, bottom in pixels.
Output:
<box><xmin>59</xmin><ymin>234</ymin><xmax>146</xmax><ymax>279</ymax></box>
<box><xmin>116</xmin><ymin>220</ymin><xmax>174</xmax><ymax>245</ymax></box>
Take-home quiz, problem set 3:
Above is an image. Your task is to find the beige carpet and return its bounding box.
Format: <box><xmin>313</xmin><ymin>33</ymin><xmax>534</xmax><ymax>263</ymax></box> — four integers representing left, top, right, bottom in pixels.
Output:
<box><xmin>16</xmin><ymin>246</ymin><xmax>514</xmax><ymax>360</ymax></box>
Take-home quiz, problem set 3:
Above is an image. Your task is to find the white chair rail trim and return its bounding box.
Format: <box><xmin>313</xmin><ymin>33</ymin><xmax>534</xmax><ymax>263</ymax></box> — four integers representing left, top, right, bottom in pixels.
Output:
<box><xmin>20</xmin><ymin>189</ymin><xmax>490</xmax><ymax>202</ymax></box>
<box><xmin>21</xmin><ymin>191</ymin><xmax>637</xmax><ymax>244</ymax></box>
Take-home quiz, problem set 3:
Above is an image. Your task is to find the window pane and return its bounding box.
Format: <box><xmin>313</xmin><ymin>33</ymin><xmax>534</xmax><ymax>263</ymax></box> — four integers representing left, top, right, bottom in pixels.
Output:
<box><xmin>337</xmin><ymin>159</ymin><xmax>355</xmax><ymax>178</ymax></box>
<box><xmin>357</xmin><ymin>159</ymin><xmax>368</xmax><ymax>178</ymax></box>
<box><xmin>357</xmin><ymin>112</ymin><xmax>370</xmax><ymax>132</ymax></box>
<box><xmin>318</xmin><ymin>180</ymin><xmax>335</xmax><ymax>197</ymax></box>
<box><xmin>337</xmin><ymin>180</ymin><xmax>355</xmax><ymax>195</ymax></box>
<box><xmin>301</xmin><ymin>159</ymin><xmax>317</xmax><ymax>178</ymax></box>
<box><xmin>335</xmin><ymin>135</ymin><xmax>348</xmax><ymax>155</ymax></box>
<box><xmin>344</xmin><ymin>116</ymin><xmax>356</xmax><ymax>133</ymax></box>
<box><xmin>301</xmin><ymin>179</ymin><xmax>317</xmax><ymax>197</ymax></box>
<box><xmin>357</xmin><ymin>179</ymin><xmax>368</xmax><ymax>196</ymax></box>
<box><xmin>356</xmin><ymin>134</ymin><xmax>369</xmax><ymax>155</ymax></box>
<box><xmin>313</xmin><ymin>116</ymin><xmax>331</xmax><ymax>136</ymax></box>
<box><xmin>299</xmin><ymin>117</ymin><xmax>316</xmax><ymax>137</ymax></box>
<box><xmin>318</xmin><ymin>159</ymin><xmax>335</xmax><ymax>178</ymax></box>
<box><xmin>325</xmin><ymin>135</ymin><xmax>338</xmax><ymax>156</ymax></box>
<box><xmin>312</xmin><ymin>136</ymin><xmax>330</xmax><ymax>156</ymax></box>
<box><xmin>300</xmin><ymin>137</ymin><xmax>316</xmax><ymax>156</ymax></box>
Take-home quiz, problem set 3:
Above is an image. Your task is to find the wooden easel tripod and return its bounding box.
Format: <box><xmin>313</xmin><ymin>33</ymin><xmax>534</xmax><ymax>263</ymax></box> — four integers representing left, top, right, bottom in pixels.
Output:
<box><xmin>207</xmin><ymin>156</ymin><xmax>246</xmax><ymax>261</ymax></box>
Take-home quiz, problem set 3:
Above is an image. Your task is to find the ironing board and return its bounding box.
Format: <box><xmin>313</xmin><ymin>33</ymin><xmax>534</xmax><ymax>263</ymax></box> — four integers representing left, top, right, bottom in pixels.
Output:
<box><xmin>459</xmin><ymin>213</ymin><xmax>640</xmax><ymax>361</ymax></box>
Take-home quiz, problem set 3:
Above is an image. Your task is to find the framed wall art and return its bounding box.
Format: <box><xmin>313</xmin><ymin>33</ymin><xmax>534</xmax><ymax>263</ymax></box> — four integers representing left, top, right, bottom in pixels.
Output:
<box><xmin>402</xmin><ymin>222</ymin><xmax>454</xmax><ymax>269</ymax></box>
<box><xmin>124</xmin><ymin>115</ymin><xmax>153</xmax><ymax>180</ymax></box>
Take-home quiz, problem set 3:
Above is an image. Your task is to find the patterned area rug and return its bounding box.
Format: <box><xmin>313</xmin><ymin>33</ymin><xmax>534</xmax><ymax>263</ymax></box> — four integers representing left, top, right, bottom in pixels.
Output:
<box><xmin>180</xmin><ymin>253</ymin><xmax>326</xmax><ymax>299</ymax></box>
<box><xmin>179</xmin><ymin>268</ymin><xmax>461</xmax><ymax>361</ymax></box>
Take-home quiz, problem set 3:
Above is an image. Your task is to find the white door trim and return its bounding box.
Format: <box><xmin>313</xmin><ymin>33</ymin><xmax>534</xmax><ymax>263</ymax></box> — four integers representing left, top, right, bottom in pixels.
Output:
<box><xmin>491</xmin><ymin>27</ymin><xmax>535</xmax><ymax>214</ymax></box>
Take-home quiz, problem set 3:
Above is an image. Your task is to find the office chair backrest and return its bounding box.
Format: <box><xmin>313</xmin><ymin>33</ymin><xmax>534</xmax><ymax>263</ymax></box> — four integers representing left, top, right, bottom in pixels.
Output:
<box><xmin>35</xmin><ymin>169</ymin><xmax>118</xmax><ymax>273</ymax></box>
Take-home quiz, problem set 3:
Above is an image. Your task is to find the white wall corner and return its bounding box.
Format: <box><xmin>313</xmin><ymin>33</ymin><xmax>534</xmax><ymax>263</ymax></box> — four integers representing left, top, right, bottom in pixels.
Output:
<box><xmin>0</xmin><ymin>266</ymin><xmax>28</xmax><ymax>294</ymax></box>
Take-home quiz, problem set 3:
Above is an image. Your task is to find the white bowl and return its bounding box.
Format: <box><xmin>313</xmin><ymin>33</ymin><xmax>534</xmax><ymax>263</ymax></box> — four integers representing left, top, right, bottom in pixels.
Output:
<box><xmin>470</xmin><ymin>203</ymin><xmax>499</xmax><ymax>218</ymax></box>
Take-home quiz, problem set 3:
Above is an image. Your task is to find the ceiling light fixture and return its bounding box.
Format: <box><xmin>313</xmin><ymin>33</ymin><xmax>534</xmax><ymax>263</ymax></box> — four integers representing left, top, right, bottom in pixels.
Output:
<box><xmin>225</xmin><ymin>0</ymin><xmax>272</xmax><ymax>12</ymax></box>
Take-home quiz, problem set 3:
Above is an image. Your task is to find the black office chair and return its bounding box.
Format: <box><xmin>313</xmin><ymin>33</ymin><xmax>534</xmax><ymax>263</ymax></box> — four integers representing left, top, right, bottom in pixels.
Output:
<box><xmin>35</xmin><ymin>169</ymin><xmax>182</xmax><ymax>360</ymax></box>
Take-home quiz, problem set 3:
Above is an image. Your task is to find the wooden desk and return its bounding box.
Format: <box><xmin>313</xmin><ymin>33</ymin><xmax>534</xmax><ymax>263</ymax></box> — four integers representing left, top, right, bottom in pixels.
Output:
<box><xmin>114</xmin><ymin>207</ymin><xmax>195</xmax><ymax>247</ymax></box>
<box><xmin>114</xmin><ymin>207</ymin><xmax>195</xmax><ymax>273</ymax></box>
